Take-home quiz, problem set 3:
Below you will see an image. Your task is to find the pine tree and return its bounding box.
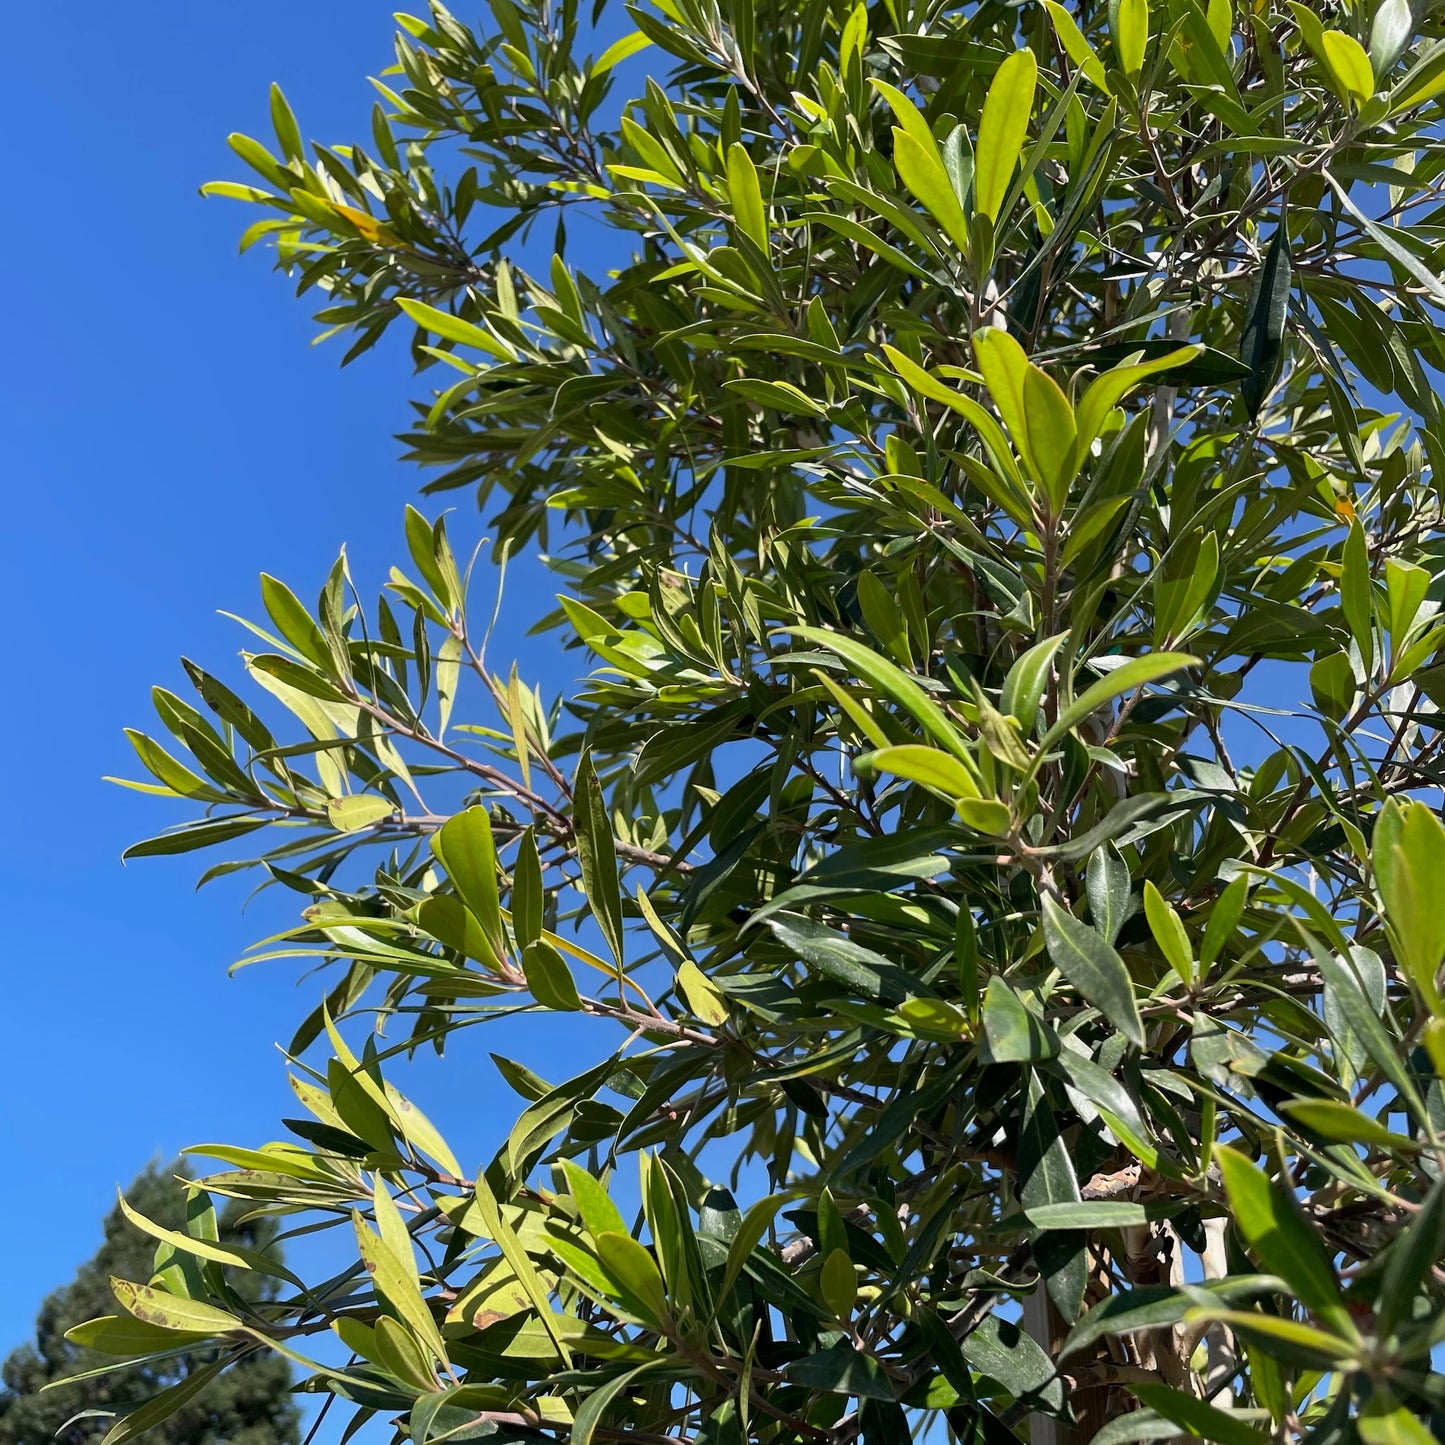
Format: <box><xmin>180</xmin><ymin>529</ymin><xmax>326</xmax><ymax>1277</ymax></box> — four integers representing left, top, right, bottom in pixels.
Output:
<box><xmin>0</xmin><ymin>1163</ymin><xmax>298</xmax><ymax>1445</ymax></box>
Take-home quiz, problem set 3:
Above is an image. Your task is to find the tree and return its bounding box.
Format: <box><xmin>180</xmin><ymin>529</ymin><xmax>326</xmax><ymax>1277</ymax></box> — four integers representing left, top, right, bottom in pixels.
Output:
<box><xmin>80</xmin><ymin>0</ymin><xmax>1445</xmax><ymax>1442</ymax></box>
<box><xmin>0</xmin><ymin>1162</ymin><xmax>298</xmax><ymax>1445</ymax></box>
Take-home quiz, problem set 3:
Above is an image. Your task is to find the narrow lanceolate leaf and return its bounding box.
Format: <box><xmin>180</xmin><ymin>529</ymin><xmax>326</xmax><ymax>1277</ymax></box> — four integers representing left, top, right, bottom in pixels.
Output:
<box><xmin>431</xmin><ymin>806</ymin><xmax>505</xmax><ymax>960</ymax></box>
<box><xmin>1215</xmin><ymin>1147</ymin><xmax>1356</xmax><ymax>1339</ymax></box>
<box><xmin>65</xmin><ymin>1314</ymin><xmax>214</xmax><ymax>1356</ymax></box>
<box><xmin>468</xmin><ymin>1174</ymin><xmax>571</xmax><ymax>1363</ymax></box>
<box><xmin>1372</xmin><ymin>799</ymin><xmax>1445</xmax><ymax>1008</ymax></box>
<box><xmin>1239</xmin><ymin>220</ymin><xmax>1291</xmax><ymax>420</ymax></box>
<box><xmin>1037</xmin><ymin>652</ymin><xmax>1198</xmax><ymax>761</ymax></box>
<box><xmin>974</xmin><ymin>49</ymin><xmax>1037</xmax><ymax>223</ymax></box>
<box><xmin>115</xmin><ymin>1193</ymin><xmax>256</xmax><ymax>1271</ymax></box>
<box><xmin>109</xmin><ymin>1280</ymin><xmax>243</xmax><ymax>1336</ymax></box>
<box><xmin>861</xmin><ymin>743</ymin><xmax>981</xmax><ymax>799</ymax></box>
<box><xmin>726</xmin><ymin>143</ymin><xmax>767</xmax><ymax>252</ymax></box>
<box><xmin>1114</xmin><ymin>0</ymin><xmax>1149</xmax><ymax>81</ymax></box>
<box><xmin>791</xmin><ymin>626</ymin><xmax>975</xmax><ymax>766</ymax></box>
<box><xmin>1143</xmin><ymin>881</ymin><xmax>1192</xmax><ymax>986</ymax></box>
<box><xmin>326</xmin><ymin>794</ymin><xmax>395</xmax><ymax>832</ymax></box>
<box><xmin>1001</xmin><ymin>633</ymin><xmax>1066</xmax><ymax>728</ymax></box>
<box><xmin>1319</xmin><ymin>30</ymin><xmax>1375</xmax><ymax>110</ymax></box>
<box><xmin>891</xmin><ymin>130</ymin><xmax>971</xmax><ymax>256</ymax></box>
<box><xmin>352</xmin><ymin>1211</ymin><xmax>449</xmax><ymax>1365</ymax></box>
<box><xmin>1041</xmin><ymin>895</ymin><xmax>1145</xmax><ymax>1046</ymax></box>
<box><xmin>99</xmin><ymin>1358</ymin><xmax>229</xmax><ymax>1445</ymax></box>
<box><xmin>574</xmin><ymin>749</ymin><xmax>625</xmax><ymax>966</ymax></box>
<box><xmin>1130</xmin><ymin>1383</ymin><xmax>1271</xmax><ymax>1445</ymax></box>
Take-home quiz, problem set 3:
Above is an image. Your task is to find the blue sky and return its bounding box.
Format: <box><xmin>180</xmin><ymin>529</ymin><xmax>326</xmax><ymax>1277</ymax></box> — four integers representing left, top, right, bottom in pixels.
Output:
<box><xmin>0</xmin><ymin>0</ymin><xmax>593</xmax><ymax>1351</ymax></box>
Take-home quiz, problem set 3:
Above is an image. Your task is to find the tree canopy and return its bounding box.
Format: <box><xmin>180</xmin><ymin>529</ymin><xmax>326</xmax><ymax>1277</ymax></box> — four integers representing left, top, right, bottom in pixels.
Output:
<box><xmin>81</xmin><ymin>1</ymin><xmax>1445</xmax><ymax>1444</ymax></box>
<box><xmin>0</xmin><ymin>1162</ymin><xmax>297</xmax><ymax>1445</ymax></box>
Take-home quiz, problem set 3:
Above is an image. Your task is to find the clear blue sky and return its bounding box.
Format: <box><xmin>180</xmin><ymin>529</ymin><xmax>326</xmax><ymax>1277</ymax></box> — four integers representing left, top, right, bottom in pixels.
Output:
<box><xmin>0</xmin><ymin>1</ymin><xmax>593</xmax><ymax>1351</ymax></box>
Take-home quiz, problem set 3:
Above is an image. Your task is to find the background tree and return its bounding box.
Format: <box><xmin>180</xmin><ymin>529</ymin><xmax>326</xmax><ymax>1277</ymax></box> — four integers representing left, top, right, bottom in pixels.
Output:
<box><xmin>72</xmin><ymin>1</ymin><xmax>1445</xmax><ymax>1444</ymax></box>
<box><xmin>0</xmin><ymin>1162</ymin><xmax>297</xmax><ymax>1445</ymax></box>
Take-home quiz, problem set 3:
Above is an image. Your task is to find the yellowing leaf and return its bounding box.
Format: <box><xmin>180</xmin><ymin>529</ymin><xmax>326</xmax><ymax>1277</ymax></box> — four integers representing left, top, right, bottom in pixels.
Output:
<box><xmin>677</xmin><ymin>958</ymin><xmax>729</xmax><ymax>1026</ymax></box>
<box><xmin>892</xmin><ymin>130</ymin><xmax>971</xmax><ymax>255</ymax></box>
<box><xmin>109</xmin><ymin>1280</ymin><xmax>243</xmax><ymax>1337</ymax></box>
<box><xmin>1043</xmin><ymin>3</ymin><xmax>1111</xmax><ymax>92</ymax></box>
<box><xmin>974</xmin><ymin>49</ymin><xmax>1038</xmax><ymax>223</ymax></box>
<box><xmin>1115</xmin><ymin>0</ymin><xmax>1150</xmax><ymax>82</ymax></box>
<box><xmin>1320</xmin><ymin>29</ymin><xmax>1375</xmax><ymax>108</ymax></box>
<box><xmin>326</xmin><ymin>795</ymin><xmax>395</xmax><ymax>832</ymax></box>
<box><xmin>862</xmin><ymin>743</ymin><xmax>982</xmax><ymax>799</ymax></box>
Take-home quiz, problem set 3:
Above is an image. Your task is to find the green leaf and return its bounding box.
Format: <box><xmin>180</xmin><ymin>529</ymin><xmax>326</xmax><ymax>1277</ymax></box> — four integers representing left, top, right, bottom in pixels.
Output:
<box><xmin>790</xmin><ymin>627</ymin><xmax>976</xmax><ymax>766</ymax></box>
<box><xmin>1024</xmin><ymin>1201</ymin><xmax>1149</xmax><ymax>1229</ymax></box>
<box><xmin>1001</xmin><ymin>634</ymin><xmax>1066</xmax><ymax>727</ymax></box>
<box><xmin>1239</xmin><ymin>220</ymin><xmax>1291</xmax><ymax>421</ymax></box>
<box><xmin>114</xmin><ymin>1193</ymin><xmax>256</xmax><ymax>1272</ymax></box>
<box><xmin>577</xmin><ymin>1366</ymin><xmax>673</xmax><ymax>1445</ymax></box>
<box><xmin>593</xmin><ymin>29</ymin><xmax>652</xmax><ymax>73</ymax></box>
<box><xmin>259</xmin><ymin>573</ymin><xmax>333</xmax><ymax>670</ymax></box>
<box><xmin>1143</xmin><ymin>882</ymin><xmax>1193</xmax><ymax>986</ymax></box>
<box><xmin>1279</xmin><ymin>1099</ymin><xmax>1419</xmax><ymax>1153</ymax></box>
<box><xmin>974</xmin><ymin>48</ymin><xmax>1037</xmax><ymax>223</ymax></box>
<box><xmin>1214</xmin><ymin>1147</ymin><xmax>1355</xmax><ymax>1338</ymax></box>
<box><xmin>466</xmin><ymin>1175</ymin><xmax>570</xmax><ymax>1363</ymax></box>
<box><xmin>396</xmin><ymin>297</ymin><xmax>499</xmax><ymax>353</ymax></box>
<box><xmin>1184</xmin><ymin>1308</ymin><xmax>1357</xmax><ymax>1367</ymax></box>
<box><xmin>955</xmin><ymin>798</ymin><xmax>1013</xmax><ymax>835</ymax></box>
<box><xmin>676</xmin><ymin>958</ymin><xmax>729</xmax><ymax>1026</ymax></box>
<box><xmin>353</xmin><ymin>1209</ymin><xmax>449</xmax><ymax>1365</ymax></box>
<box><xmin>714</xmin><ymin>1192</ymin><xmax>796</xmax><ymax>1314</ymax></box>
<box><xmin>99</xmin><ymin>1358</ymin><xmax>228</xmax><ymax>1445</ymax></box>
<box><xmin>1385</xmin><ymin>559</ymin><xmax>1430</xmax><ymax>647</ymax></box>
<box><xmin>983</xmin><ymin>975</ymin><xmax>1057</xmax><ymax>1061</ymax></box>
<box><xmin>1129</xmin><ymin>1382</ymin><xmax>1270</xmax><ymax>1445</ymax></box>
<box><xmin>594</xmin><ymin>1230</ymin><xmax>669</xmax><ymax>1326</ymax></box>
<box><xmin>726</xmin><ymin>143</ymin><xmax>767</xmax><ymax>252</ymax></box>
<box><xmin>1041</xmin><ymin>894</ymin><xmax>1145</xmax><ymax>1046</ymax></box>
<box><xmin>1372</xmin><ymin>798</ymin><xmax>1445</xmax><ymax>1009</ymax></box>
<box><xmin>431</xmin><ymin>806</ymin><xmax>505</xmax><ymax>963</ymax></box>
<box><xmin>1320</xmin><ymin>30</ymin><xmax>1376</xmax><ymax>109</ymax></box>
<box><xmin>1378</xmin><ymin>1177</ymin><xmax>1445</xmax><ymax>1334</ymax></box>
<box><xmin>1340</xmin><ymin>519</ymin><xmax>1374</xmax><ymax>674</ymax></box>
<box><xmin>1310</xmin><ymin>651</ymin><xmax>1356</xmax><ymax>722</ymax></box>
<box><xmin>789</xmin><ymin>1341</ymin><xmax>895</xmax><ymax>1400</ymax></box>
<box><xmin>1036</xmin><ymin>652</ymin><xmax>1198</xmax><ymax>763</ymax></box>
<box><xmin>1369</xmin><ymin>0</ymin><xmax>1414</xmax><ymax>78</ymax></box>
<box><xmin>561</xmin><ymin>1161</ymin><xmax>630</xmax><ymax>1241</ymax></box>
<box><xmin>960</xmin><ymin>1314</ymin><xmax>1065</xmax><ymax>1415</ymax></box>
<box><xmin>65</xmin><ymin>1314</ymin><xmax>214</xmax><ymax>1357</ymax></box>
<box><xmin>1023</xmin><ymin>364</ymin><xmax>1078</xmax><ymax>513</ymax></box>
<box><xmin>1200</xmin><ymin>876</ymin><xmax>1248</xmax><ymax>970</ymax></box>
<box><xmin>522</xmin><ymin>939</ymin><xmax>582</xmax><ymax>1011</ymax></box>
<box><xmin>574</xmin><ymin>750</ymin><xmax>625</xmax><ymax>966</ymax></box>
<box><xmin>1086</xmin><ymin>843</ymin><xmax>1133</xmax><ymax>947</ymax></box>
<box><xmin>511</xmin><ymin>827</ymin><xmax>544</xmax><ymax>950</ymax></box>
<box><xmin>1358</xmin><ymin>1401</ymin><xmax>1438</xmax><ymax>1445</ymax></box>
<box><xmin>1072</xmin><ymin>346</ymin><xmax>1202</xmax><ymax>472</ymax></box>
<box><xmin>387</xmin><ymin>1086</ymin><xmax>464</xmax><ymax>1178</ymax></box>
<box><xmin>1043</xmin><ymin>2</ymin><xmax>1111</xmax><ymax>92</ymax></box>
